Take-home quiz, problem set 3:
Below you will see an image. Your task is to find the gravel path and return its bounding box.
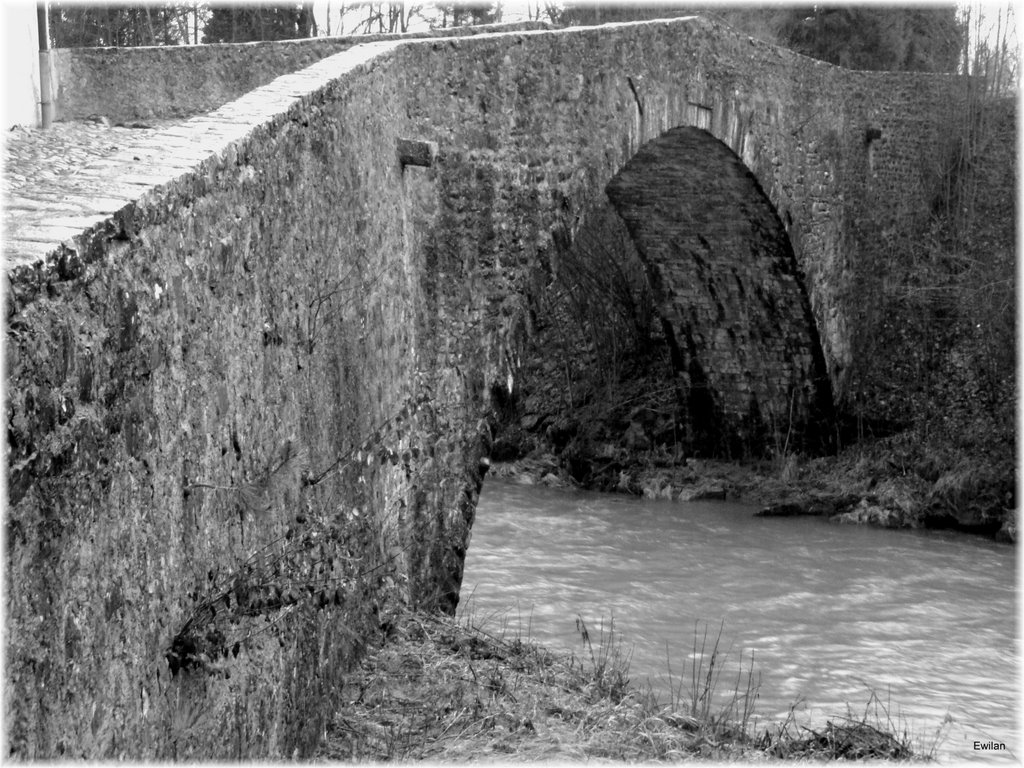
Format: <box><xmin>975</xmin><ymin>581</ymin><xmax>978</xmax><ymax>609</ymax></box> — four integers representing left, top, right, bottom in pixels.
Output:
<box><xmin>2</xmin><ymin>43</ymin><xmax>384</xmax><ymax>270</ymax></box>
<box><xmin>2</xmin><ymin>117</ymin><xmax>193</xmax><ymax>267</ymax></box>
<box><xmin>3</xmin><ymin>118</ymin><xmax>184</xmax><ymax>198</ymax></box>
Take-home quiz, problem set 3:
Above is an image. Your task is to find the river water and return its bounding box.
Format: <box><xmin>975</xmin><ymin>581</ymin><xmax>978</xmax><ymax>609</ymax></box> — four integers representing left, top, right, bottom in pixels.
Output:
<box><xmin>461</xmin><ymin>480</ymin><xmax>1018</xmax><ymax>763</ymax></box>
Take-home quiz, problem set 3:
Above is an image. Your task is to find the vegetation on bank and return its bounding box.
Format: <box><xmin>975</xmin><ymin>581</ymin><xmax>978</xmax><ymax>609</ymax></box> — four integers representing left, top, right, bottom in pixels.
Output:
<box><xmin>317</xmin><ymin>611</ymin><xmax>925</xmax><ymax>762</ymax></box>
<box><xmin>489</xmin><ymin>422</ymin><xmax>1016</xmax><ymax>542</ymax></box>
<box><xmin>492</xmin><ymin>255</ymin><xmax>1015</xmax><ymax>543</ymax></box>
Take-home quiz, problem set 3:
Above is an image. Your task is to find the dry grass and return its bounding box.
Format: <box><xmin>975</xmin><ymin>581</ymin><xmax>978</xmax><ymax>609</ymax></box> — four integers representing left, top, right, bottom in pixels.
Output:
<box><xmin>316</xmin><ymin>612</ymin><xmax>922</xmax><ymax>762</ymax></box>
<box><xmin>761</xmin><ymin>690</ymin><xmax>921</xmax><ymax>760</ymax></box>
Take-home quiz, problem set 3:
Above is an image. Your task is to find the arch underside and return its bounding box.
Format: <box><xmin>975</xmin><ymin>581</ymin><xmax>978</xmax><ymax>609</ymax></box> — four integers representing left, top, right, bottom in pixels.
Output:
<box><xmin>600</xmin><ymin>126</ymin><xmax>834</xmax><ymax>457</ymax></box>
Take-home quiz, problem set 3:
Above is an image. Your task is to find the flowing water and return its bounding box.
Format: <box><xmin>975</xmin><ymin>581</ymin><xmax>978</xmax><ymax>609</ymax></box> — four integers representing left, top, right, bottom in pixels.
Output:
<box><xmin>461</xmin><ymin>480</ymin><xmax>1018</xmax><ymax>763</ymax></box>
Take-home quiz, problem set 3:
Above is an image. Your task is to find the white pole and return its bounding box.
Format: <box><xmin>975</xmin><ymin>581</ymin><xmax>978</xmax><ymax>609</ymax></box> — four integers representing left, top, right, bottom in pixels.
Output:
<box><xmin>37</xmin><ymin>1</ymin><xmax>52</xmax><ymax>128</ymax></box>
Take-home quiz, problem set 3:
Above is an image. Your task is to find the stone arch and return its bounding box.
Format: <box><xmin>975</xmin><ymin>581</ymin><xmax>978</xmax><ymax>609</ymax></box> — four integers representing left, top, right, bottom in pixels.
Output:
<box><xmin>505</xmin><ymin>118</ymin><xmax>835</xmax><ymax>461</ymax></box>
<box><xmin>604</xmin><ymin>126</ymin><xmax>834</xmax><ymax>457</ymax></box>
<box><xmin>408</xmin><ymin>29</ymin><xmax>856</xmax><ymax>467</ymax></box>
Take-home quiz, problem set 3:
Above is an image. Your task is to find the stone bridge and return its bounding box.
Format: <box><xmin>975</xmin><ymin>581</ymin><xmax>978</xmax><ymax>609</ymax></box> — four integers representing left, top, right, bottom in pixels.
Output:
<box><xmin>4</xmin><ymin>17</ymin><xmax>969</xmax><ymax>758</ymax></box>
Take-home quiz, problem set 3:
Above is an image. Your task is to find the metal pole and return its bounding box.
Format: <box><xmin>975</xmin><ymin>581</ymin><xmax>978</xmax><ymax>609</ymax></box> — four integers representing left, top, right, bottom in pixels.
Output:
<box><xmin>37</xmin><ymin>1</ymin><xmax>52</xmax><ymax>128</ymax></box>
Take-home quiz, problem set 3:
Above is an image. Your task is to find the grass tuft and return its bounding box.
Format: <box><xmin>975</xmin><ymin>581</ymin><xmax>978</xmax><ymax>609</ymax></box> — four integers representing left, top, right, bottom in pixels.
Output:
<box><xmin>317</xmin><ymin>610</ymin><xmax>920</xmax><ymax>762</ymax></box>
<box><xmin>761</xmin><ymin>690</ymin><xmax>922</xmax><ymax>760</ymax></box>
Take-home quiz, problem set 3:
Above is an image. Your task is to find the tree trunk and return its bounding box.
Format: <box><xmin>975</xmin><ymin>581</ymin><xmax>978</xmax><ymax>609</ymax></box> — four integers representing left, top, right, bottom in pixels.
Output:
<box><xmin>143</xmin><ymin>5</ymin><xmax>156</xmax><ymax>45</ymax></box>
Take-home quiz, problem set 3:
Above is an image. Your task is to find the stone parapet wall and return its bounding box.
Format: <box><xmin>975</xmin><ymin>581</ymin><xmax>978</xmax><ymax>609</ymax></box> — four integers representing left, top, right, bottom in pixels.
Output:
<box><xmin>6</xmin><ymin>40</ymin><xmax>487</xmax><ymax>759</ymax></box>
<box><xmin>51</xmin><ymin>21</ymin><xmax>549</xmax><ymax>123</ymax></box>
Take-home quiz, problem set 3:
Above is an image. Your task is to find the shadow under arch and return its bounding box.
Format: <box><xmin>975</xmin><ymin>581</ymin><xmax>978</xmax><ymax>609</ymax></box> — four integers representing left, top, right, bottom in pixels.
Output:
<box><xmin>605</xmin><ymin>125</ymin><xmax>835</xmax><ymax>458</ymax></box>
<box><xmin>504</xmin><ymin>124</ymin><xmax>835</xmax><ymax>464</ymax></box>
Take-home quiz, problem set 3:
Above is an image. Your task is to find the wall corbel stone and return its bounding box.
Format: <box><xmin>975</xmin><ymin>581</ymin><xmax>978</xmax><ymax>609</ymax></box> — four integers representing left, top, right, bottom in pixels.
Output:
<box><xmin>397</xmin><ymin>138</ymin><xmax>438</xmax><ymax>168</ymax></box>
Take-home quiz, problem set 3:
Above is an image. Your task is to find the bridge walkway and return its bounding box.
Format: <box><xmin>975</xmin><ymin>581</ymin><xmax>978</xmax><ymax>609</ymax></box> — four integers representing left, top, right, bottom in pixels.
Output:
<box><xmin>4</xmin><ymin>119</ymin><xmax>187</xmax><ymax>264</ymax></box>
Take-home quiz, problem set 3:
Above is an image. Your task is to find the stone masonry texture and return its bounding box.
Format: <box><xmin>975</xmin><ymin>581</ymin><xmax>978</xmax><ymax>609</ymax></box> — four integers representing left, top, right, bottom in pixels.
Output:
<box><xmin>50</xmin><ymin>21</ymin><xmax>549</xmax><ymax>123</ymax></box>
<box><xmin>607</xmin><ymin>126</ymin><xmax>833</xmax><ymax>456</ymax></box>
<box><xmin>3</xmin><ymin>16</ymin><xmax>1008</xmax><ymax>759</ymax></box>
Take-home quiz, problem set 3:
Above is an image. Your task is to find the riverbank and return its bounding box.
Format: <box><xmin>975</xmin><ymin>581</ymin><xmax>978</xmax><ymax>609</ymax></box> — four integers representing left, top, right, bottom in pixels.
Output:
<box><xmin>317</xmin><ymin>611</ymin><xmax>920</xmax><ymax>762</ymax></box>
<box><xmin>499</xmin><ymin>281</ymin><xmax>1014</xmax><ymax>544</ymax></box>
<box><xmin>488</xmin><ymin>427</ymin><xmax>1016</xmax><ymax>543</ymax></box>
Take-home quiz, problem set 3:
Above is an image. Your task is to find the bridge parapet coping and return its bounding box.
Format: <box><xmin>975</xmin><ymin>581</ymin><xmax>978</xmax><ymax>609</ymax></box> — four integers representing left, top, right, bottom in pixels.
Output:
<box><xmin>49</xmin><ymin>19</ymin><xmax>553</xmax><ymax>123</ymax></box>
<box><xmin>0</xmin><ymin>16</ymin><xmax>719</xmax><ymax>275</ymax></box>
<box><xmin>3</xmin><ymin>38</ymin><xmax>406</xmax><ymax>284</ymax></box>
